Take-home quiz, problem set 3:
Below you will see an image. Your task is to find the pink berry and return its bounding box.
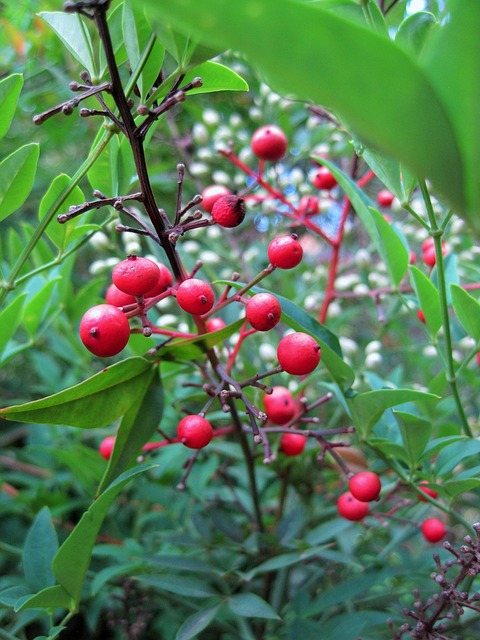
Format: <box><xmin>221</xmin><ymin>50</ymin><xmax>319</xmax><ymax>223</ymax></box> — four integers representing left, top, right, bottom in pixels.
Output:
<box><xmin>277</xmin><ymin>332</ymin><xmax>321</xmax><ymax>375</ymax></box>
<box><xmin>377</xmin><ymin>189</ymin><xmax>395</xmax><ymax>208</ymax></box>
<box><xmin>99</xmin><ymin>435</ymin><xmax>116</xmax><ymax>460</ymax></box>
<box><xmin>105</xmin><ymin>284</ymin><xmax>136</xmax><ymax>307</ymax></box>
<box><xmin>349</xmin><ymin>471</ymin><xmax>381</xmax><ymax>502</ymax></box>
<box><xmin>313</xmin><ymin>167</ymin><xmax>337</xmax><ymax>191</ymax></box>
<box><xmin>280</xmin><ymin>432</ymin><xmax>307</xmax><ymax>456</ymax></box>
<box><xmin>201</xmin><ymin>185</ymin><xmax>231</xmax><ymax>213</ymax></box>
<box><xmin>298</xmin><ymin>195</ymin><xmax>319</xmax><ymax>217</ymax></box>
<box><xmin>177</xmin><ymin>415</ymin><xmax>213</xmax><ymax>449</ymax></box>
<box><xmin>268</xmin><ymin>234</ymin><xmax>303</xmax><ymax>269</ymax></box>
<box><xmin>337</xmin><ymin>491</ymin><xmax>369</xmax><ymax>521</ymax></box>
<box><xmin>263</xmin><ymin>386</ymin><xmax>296</xmax><ymax>425</ymax></box>
<box><xmin>421</xmin><ymin>518</ymin><xmax>446</xmax><ymax>543</ymax></box>
<box><xmin>418</xmin><ymin>481</ymin><xmax>439</xmax><ymax>503</ymax></box>
<box><xmin>112</xmin><ymin>255</ymin><xmax>161</xmax><ymax>297</ymax></box>
<box><xmin>176</xmin><ymin>278</ymin><xmax>215</xmax><ymax>315</ymax></box>
<box><xmin>206</xmin><ymin>317</ymin><xmax>226</xmax><ymax>332</ymax></box>
<box><xmin>251</xmin><ymin>124</ymin><xmax>288</xmax><ymax>162</ymax></box>
<box><xmin>144</xmin><ymin>262</ymin><xmax>174</xmax><ymax>298</ymax></box>
<box><xmin>79</xmin><ymin>304</ymin><xmax>130</xmax><ymax>357</ymax></box>
<box><xmin>211</xmin><ymin>195</ymin><xmax>246</xmax><ymax>228</ymax></box>
<box><xmin>246</xmin><ymin>293</ymin><xmax>282</xmax><ymax>331</ymax></box>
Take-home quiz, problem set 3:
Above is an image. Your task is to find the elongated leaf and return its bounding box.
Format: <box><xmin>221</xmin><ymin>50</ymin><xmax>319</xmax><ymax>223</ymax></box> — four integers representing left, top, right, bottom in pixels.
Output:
<box><xmin>52</xmin><ymin>464</ymin><xmax>157</xmax><ymax>605</ymax></box>
<box><xmin>22</xmin><ymin>278</ymin><xmax>62</xmax><ymax>337</ymax></box>
<box><xmin>0</xmin><ymin>357</ymin><xmax>155</xmax><ymax>428</ymax></box>
<box><xmin>394</xmin><ymin>410</ymin><xmax>432</xmax><ymax>468</ymax></box>
<box><xmin>176</xmin><ymin>605</ymin><xmax>220</xmax><ymax>640</ymax></box>
<box><xmin>173</xmin><ymin>61</ymin><xmax>248</xmax><ymax>96</ymax></box>
<box><xmin>97</xmin><ymin>367</ymin><xmax>163</xmax><ymax>493</ymax></box>
<box><xmin>136</xmin><ymin>575</ymin><xmax>216</xmax><ymax>598</ymax></box>
<box><xmin>370</xmin><ymin>208</ymin><xmax>409</xmax><ymax>289</ymax></box>
<box><xmin>15</xmin><ymin>585</ymin><xmax>73</xmax><ymax>613</ymax></box>
<box><xmin>161</xmin><ymin>318</ymin><xmax>244</xmax><ymax>361</ymax></box>
<box><xmin>39</xmin><ymin>174</ymin><xmax>85</xmax><ymax>250</ymax></box>
<box><xmin>451</xmin><ymin>284</ymin><xmax>480</xmax><ymax>341</ymax></box>
<box><xmin>0</xmin><ymin>74</ymin><xmax>23</xmax><ymax>140</ymax></box>
<box><xmin>144</xmin><ymin>0</ymin><xmax>465</xmax><ymax>217</ymax></box>
<box><xmin>0</xmin><ymin>294</ymin><xmax>26</xmax><ymax>358</ymax></box>
<box><xmin>409</xmin><ymin>265</ymin><xmax>442</xmax><ymax>335</ymax></box>
<box><xmin>396</xmin><ymin>12</ymin><xmax>437</xmax><ymax>58</ymax></box>
<box><xmin>242</xmin><ymin>545</ymin><xmax>330</xmax><ymax>580</ymax></box>
<box><xmin>39</xmin><ymin>12</ymin><xmax>96</xmax><ymax>78</ymax></box>
<box><xmin>23</xmin><ymin>507</ymin><xmax>58</xmax><ymax>593</ymax></box>
<box><xmin>0</xmin><ymin>144</ymin><xmax>39</xmax><ymax>222</ymax></box>
<box><xmin>228</xmin><ymin>593</ymin><xmax>281</xmax><ymax>620</ymax></box>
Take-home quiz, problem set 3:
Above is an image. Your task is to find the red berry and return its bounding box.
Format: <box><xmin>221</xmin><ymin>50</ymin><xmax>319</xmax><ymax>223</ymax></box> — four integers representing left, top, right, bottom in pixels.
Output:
<box><xmin>422</xmin><ymin>238</ymin><xmax>447</xmax><ymax>268</ymax></box>
<box><xmin>177</xmin><ymin>415</ymin><xmax>213</xmax><ymax>449</ymax></box>
<box><xmin>112</xmin><ymin>255</ymin><xmax>161</xmax><ymax>297</ymax></box>
<box><xmin>298</xmin><ymin>195</ymin><xmax>319</xmax><ymax>217</ymax></box>
<box><xmin>211</xmin><ymin>195</ymin><xmax>246</xmax><ymax>228</ymax></box>
<box><xmin>277</xmin><ymin>332</ymin><xmax>321</xmax><ymax>375</ymax></box>
<box><xmin>206</xmin><ymin>317</ymin><xmax>226</xmax><ymax>332</ymax></box>
<box><xmin>417</xmin><ymin>309</ymin><xmax>426</xmax><ymax>324</ymax></box>
<box><xmin>421</xmin><ymin>518</ymin><xmax>446</xmax><ymax>543</ymax></box>
<box><xmin>313</xmin><ymin>167</ymin><xmax>337</xmax><ymax>191</ymax></box>
<box><xmin>268</xmin><ymin>234</ymin><xmax>303</xmax><ymax>269</ymax></box>
<box><xmin>176</xmin><ymin>278</ymin><xmax>215</xmax><ymax>315</ymax></box>
<box><xmin>246</xmin><ymin>293</ymin><xmax>282</xmax><ymax>331</ymax></box>
<box><xmin>99</xmin><ymin>435</ymin><xmax>116</xmax><ymax>460</ymax></box>
<box><xmin>280</xmin><ymin>432</ymin><xmax>307</xmax><ymax>456</ymax></box>
<box><xmin>251</xmin><ymin>124</ymin><xmax>288</xmax><ymax>162</ymax></box>
<box><xmin>144</xmin><ymin>262</ymin><xmax>174</xmax><ymax>298</ymax></box>
<box><xmin>79</xmin><ymin>304</ymin><xmax>130</xmax><ymax>357</ymax></box>
<box><xmin>377</xmin><ymin>189</ymin><xmax>395</xmax><ymax>208</ymax></box>
<box><xmin>337</xmin><ymin>491</ymin><xmax>370</xmax><ymax>521</ymax></box>
<box><xmin>201</xmin><ymin>185</ymin><xmax>231</xmax><ymax>213</ymax></box>
<box><xmin>418</xmin><ymin>481</ymin><xmax>439</xmax><ymax>502</ymax></box>
<box><xmin>105</xmin><ymin>283</ymin><xmax>136</xmax><ymax>307</ymax></box>
<box><xmin>349</xmin><ymin>471</ymin><xmax>381</xmax><ymax>502</ymax></box>
<box><xmin>263</xmin><ymin>386</ymin><xmax>296</xmax><ymax>425</ymax></box>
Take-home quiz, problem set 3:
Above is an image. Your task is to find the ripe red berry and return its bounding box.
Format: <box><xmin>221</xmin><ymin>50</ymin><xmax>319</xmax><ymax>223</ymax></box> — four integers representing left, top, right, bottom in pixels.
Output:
<box><xmin>144</xmin><ymin>262</ymin><xmax>174</xmax><ymax>298</ymax></box>
<box><xmin>349</xmin><ymin>471</ymin><xmax>381</xmax><ymax>502</ymax></box>
<box><xmin>417</xmin><ymin>309</ymin><xmax>426</xmax><ymax>324</ymax></box>
<box><xmin>201</xmin><ymin>185</ymin><xmax>231</xmax><ymax>213</ymax></box>
<box><xmin>246</xmin><ymin>293</ymin><xmax>282</xmax><ymax>331</ymax></box>
<box><xmin>313</xmin><ymin>167</ymin><xmax>337</xmax><ymax>191</ymax></box>
<box><xmin>177</xmin><ymin>415</ymin><xmax>213</xmax><ymax>449</ymax></box>
<box><xmin>112</xmin><ymin>255</ymin><xmax>161</xmax><ymax>297</ymax></box>
<box><xmin>268</xmin><ymin>234</ymin><xmax>303</xmax><ymax>269</ymax></box>
<box><xmin>105</xmin><ymin>283</ymin><xmax>136</xmax><ymax>307</ymax></box>
<box><xmin>277</xmin><ymin>332</ymin><xmax>321</xmax><ymax>375</ymax></box>
<box><xmin>211</xmin><ymin>195</ymin><xmax>246</xmax><ymax>228</ymax></box>
<box><xmin>79</xmin><ymin>304</ymin><xmax>130</xmax><ymax>357</ymax></box>
<box><xmin>263</xmin><ymin>386</ymin><xmax>296</xmax><ymax>425</ymax></box>
<box><xmin>337</xmin><ymin>491</ymin><xmax>370</xmax><ymax>521</ymax></box>
<box><xmin>280</xmin><ymin>432</ymin><xmax>307</xmax><ymax>456</ymax></box>
<box><xmin>176</xmin><ymin>278</ymin><xmax>215</xmax><ymax>315</ymax></box>
<box><xmin>206</xmin><ymin>317</ymin><xmax>226</xmax><ymax>332</ymax></box>
<box><xmin>298</xmin><ymin>195</ymin><xmax>319</xmax><ymax>217</ymax></box>
<box><xmin>421</xmin><ymin>518</ymin><xmax>446</xmax><ymax>543</ymax></box>
<box><xmin>421</xmin><ymin>238</ymin><xmax>447</xmax><ymax>268</ymax></box>
<box><xmin>377</xmin><ymin>189</ymin><xmax>395</xmax><ymax>208</ymax></box>
<box><xmin>251</xmin><ymin>124</ymin><xmax>288</xmax><ymax>162</ymax></box>
<box><xmin>99</xmin><ymin>435</ymin><xmax>116</xmax><ymax>460</ymax></box>
<box><xmin>418</xmin><ymin>481</ymin><xmax>439</xmax><ymax>502</ymax></box>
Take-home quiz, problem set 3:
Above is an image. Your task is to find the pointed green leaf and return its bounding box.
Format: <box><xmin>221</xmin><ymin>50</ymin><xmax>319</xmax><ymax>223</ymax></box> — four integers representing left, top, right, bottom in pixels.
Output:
<box><xmin>136</xmin><ymin>575</ymin><xmax>217</xmax><ymax>598</ymax></box>
<box><xmin>0</xmin><ymin>143</ymin><xmax>39</xmax><ymax>222</ymax></box>
<box><xmin>23</xmin><ymin>278</ymin><xmax>62</xmax><ymax>337</ymax></box>
<box><xmin>443</xmin><ymin>478</ymin><xmax>480</xmax><ymax>498</ymax></box>
<box><xmin>394</xmin><ymin>410</ymin><xmax>432</xmax><ymax>467</ymax></box>
<box><xmin>15</xmin><ymin>585</ymin><xmax>73</xmax><ymax>613</ymax></box>
<box><xmin>0</xmin><ymin>357</ymin><xmax>155</xmax><ymax>428</ymax></box>
<box><xmin>0</xmin><ymin>294</ymin><xmax>26</xmax><ymax>358</ymax></box>
<box><xmin>396</xmin><ymin>12</ymin><xmax>437</xmax><ymax>58</ymax></box>
<box><xmin>451</xmin><ymin>284</ymin><xmax>480</xmax><ymax>342</ymax></box>
<box><xmin>409</xmin><ymin>265</ymin><xmax>442</xmax><ymax>335</ymax></box>
<box><xmin>23</xmin><ymin>507</ymin><xmax>58</xmax><ymax>593</ymax></box>
<box><xmin>52</xmin><ymin>464</ymin><xmax>157</xmax><ymax>605</ymax></box>
<box><xmin>39</xmin><ymin>174</ymin><xmax>85</xmax><ymax>250</ymax></box>
<box><xmin>370</xmin><ymin>208</ymin><xmax>409</xmax><ymax>288</ymax></box>
<box><xmin>228</xmin><ymin>593</ymin><xmax>281</xmax><ymax>620</ymax></box>
<box><xmin>177</xmin><ymin>61</ymin><xmax>248</xmax><ymax>95</ymax></box>
<box><xmin>162</xmin><ymin>318</ymin><xmax>244</xmax><ymax>361</ymax></box>
<box><xmin>176</xmin><ymin>605</ymin><xmax>220</xmax><ymax>640</ymax></box>
<box><xmin>0</xmin><ymin>74</ymin><xmax>23</xmax><ymax>140</ymax></box>
<box><xmin>39</xmin><ymin>12</ymin><xmax>96</xmax><ymax>78</ymax></box>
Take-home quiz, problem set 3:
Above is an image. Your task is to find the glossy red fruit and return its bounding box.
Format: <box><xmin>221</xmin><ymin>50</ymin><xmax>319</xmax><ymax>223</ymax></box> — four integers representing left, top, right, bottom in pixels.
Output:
<box><xmin>176</xmin><ymin>279</ymin><xmax>215</xmax><ymax>315</ymax></box>
<box><xmin>105</xmin><ymin>283</ymin><xmax>136</xmax><ymax>307</ymax></box>
<box><xmin>280</xmin><ymin>432</ymin><xmax>307</xmax><ymax>456</ymax></box>
<box><xmin>99</xmin><ymin>435</ymin><xmax>116</xmax><ymax>460</ymax></box>
<box><xmin>277</xmin><ymin>332</ymin><xmax>321</xmax><ymax>375</ymax></box>
<box><xmin>246</xmin><ymin>293</ymin><xmax>282</xmax><ymax>331</ymax></box>
<box><xmin>201</xmin><ymin>185</ymin><xmax>231</xmax><ymax>213</ymax></box>
<box><xmin>377</xmin><ymin>189</ymin><xmax>395</xmax><ymax>208</ymax></box>
<box><xmin>417</xmin><ymin>310</ymin><xmax>426</xmax><ymax>324</ymax></box>
<box><xmin>263</xmin><ymin>386</ymin><xmax>296</xmax><ymax>425</ymax></box>
<box><xmin>79</xmin><ymin>304</ymin><xmax>130</xmax><ymax>357</ymax></box>
<box><xmin>313</xmin><ymin>167</ymin><xmax>337</xmax><ymax>191</ymax></box>
<box><xmin>206</xmin><ymin>317</ymin><xmax>226</xmax><ymax>332</ymax></box>
<box><xmin>211</xmin><ymin>195</ymin><xmax>246</xmax><ymax>228</ymax></box>
<box><xmin>418</xmin><ymin>481</ymin><xmax>439</xmax><ymax>502</ymax></box>
<box><xmin>349</xmin><ymin>471</ymin><xmax>381</xmax><ymax>502</ymax></box>
<box><xmin>268</xmin><ymin>234</ymin><xmax>303</xmax><ymax>269</ymax></box>
<box><xmin>251</xmin><ymin>124</ymin><xmax>288</xmax><ymax>162</ymax></box>
<box><xmin>298</xmin><ymin>195</ymin><xmax>319</xmax><ymax>217</ymax></box>
<box><xmin>337</xmin><ymin>491</ymin><xmax>370</xmax><ymax>521</ymax></box>
<box><xmin>177</xmin><ymin>415</ymin><xmax>213</xmax><ymax>449</ymax></box>
<box><xmin>112</xmin><ymin>255</ymin><xmax>161</xmax><ymax>297</ymax></box>
<box><xmin>422</xmin><ymin>237</ymin><xmax>447</xmax><ymax>268</ymax></box>
<box><xmin>421</xmin><ymin>518</ymin><xmax>446</xmax><ymax>543</ymax></box>
<box><xmin>144</xmin><ymin>263</ymin><xmax>174</xmax><ymax>298</ymax></box>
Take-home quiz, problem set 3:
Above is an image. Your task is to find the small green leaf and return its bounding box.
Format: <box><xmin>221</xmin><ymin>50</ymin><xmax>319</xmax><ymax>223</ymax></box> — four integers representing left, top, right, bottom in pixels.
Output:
<box><xmin>136</xmin><ymin>575</ymin><xmax>217</xmax><ymax>598</ymax></box>
<box><xmin>370</xmin><ymin>208</ymin><xmax>409</xmax><ymax>288</ymax></box>
<box><xmin>443</xmin><ymin>478</ymin><xmax>480</xmax><ymax>498</ymax></box>
<box><xmin>0</xmin><ymin>143</ymin><xmax>39</xmax><ymax>222</ymax></box>
<box><xmin>228</xmin><ymin>593</ymin><xmax>281</xmax><ymax>620</ymax></box>
<box><xmin>0</xmin><ymin>74</ymin><xmax>23</xmax><ymax>140</ymax></box>
<box><xmin>394</xmin><ymin>410</ymin><xmax>432</xmax><ymax>468</ymax></box>
<box><xmin>39</xmin><ymin>174</ymin><xmax>85</xmax><ymax>250</ymax></box>
<box><xmin>180</xmin><ymin>61</ymin><xmax>248</xmax><ymax>95</ymax></box>
<box><xmin>15</xmin><ymin>585</ymin><xmax>73</xmax><ymax>613</ymax></box>
<box><xmin>176</xmin><ymin>605</ymin><xmax>220</xmax><ymax>640</ymax></box>
<box><xmin>23</xmin><ymin>278</ymin><xmax>62</xmax><ymax>337</ymax></box>
<box><xmin>451</xmin><ymin>284</ymin><xmax>480</xmax><ymax>341</ymax></box>
<box><xmin>396</xmin><ymin>12</ymin><xmax>437</xmax><ymax>58</ymax></box>
<box><xmin>409</xmin><ymin>265</ymin><xmax>442</xmax><ymax>335</ymax></box>
<box><xmin>161</xmin><ymin>318</ymin><xmax>244</xmax><ymax>361</ymax></box>
<box><xmin>39</xmin><ymin>12</ymin><xmax>96</xmax><ymax>78</ymax></box>
<box><xmin>23</xmin><ymin>507</ymin><xmax>58</xmax><ymax>593</ymax></box>
<box><xmin>0</xmin><ymin>357</ymin><xmax>155</xmax><ymax>428</ymax></box>
<box><xmin>243</xmin><ymin>546</ymin><xmax>329</xmax><ymax>580</ymax></box>
<box><xmin>0</xmin><ymin>294</ymin><xmax>26</xmax><ymax>359</ymax></box>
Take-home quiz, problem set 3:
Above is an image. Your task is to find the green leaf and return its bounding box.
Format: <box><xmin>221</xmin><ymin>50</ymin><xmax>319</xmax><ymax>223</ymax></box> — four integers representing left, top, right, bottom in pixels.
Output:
<box><xmin>0</xmin><ymin>294</ymin><xmax>26</xmax><ymax>359</ymax></box>
<box><xmin>143</xmin><ymin>0</ymin><xmax>465</xmax><ymax>217</ymax></box>
<box><xmin>178</xmin><ymin>61</ymin><xmax>248</xmax><ymax>95</ymax></box>
<box><xmin>451</xmin><ymin>284</ymin><xmax>480</xmax><ymax>341</ymax></box>
<box><xmin>0</xmin><ymin>144</ymin><xmax>39</xmax><ymax>222</ymax></box>
<box><xmin>0</xmin><ymin>74</ymin><xmax>23</xmax><ymax>140</ymax></box>
<box><xmin>22</xmin><ymin>279</ymin><xmax>62</xmax><ymax>337</ymax></box>
<box><xmin>52</xmin><ymin>464</ymin><xmax>157</xmax><ymax>605</ymax></box>
<box><xmin>409</xmin><ymin>265</ymin><xmax>442</xmax><ymax>335</ymax></box>
<box><xmin>23</xmin><ymin>507</ymin><xmax>58</xmax><ymax>593</ymax></box>
<box><xmin>370</xmin><ymin>208</ymin><xmax>409</xmax><ymax>289</ymax></box>
<box><xmin>15</xmin><ymin>585</ymin><xmax>73</xmax><ymax>613</ymax></box>
<box><xmin>176</xmin><ymin>605</ymin><xmax>220</xmax><ymax>640</ymax></box>
<box><xmin>243</xmin><ymin>546</ymin><xmax>330</xmax><ymax>580</ymax></box>
<box><xmin>0</xmin><ymin>357</ymin><xmax>155</xmax><ymax>428</ymax></box>
<box><xmin>97</xmin><ymin>367</ymin><xmax>164</xmax><ymax>493</ymax></box>
<box><xmin>394</xmin><ymin>410</ymin><xmax>432</xmax><ymax>468</ymax></box>
<box><xmin>39</xmin><ymin>174</ymin><xmax>85</xmax><ymax>250</ymax></box>
<box><xmin>136</xmin><ymin>575</ymin><xmax>217</xmax><ymax>598</ymax></box>
<box><xmin>228</xmin><ymin>593</ymin><xmax>281</xmax><ymax>620</ymax></box>
<box><xmin>90</xmin><ymin>562</ymin><xmax>146</xmax><ymax>596</ymax></box>
<box><xmin>396</xmin><ymin>12</ymin><xmax>437</xmax><ymax>58</ymax></box>
<box><xmin>39</xmin><ymin>12</ymin><xmax>96</xmax><ymax>79</ymax></box>
<box><xmin>161</xmin><ymin>318</ymin><xmax>245</xmax><ymax>361</ymax></box>
<box><xmin>443</xmin><ymin>478</ymin><xmax>480</xmax><ymax>498</ymax></box>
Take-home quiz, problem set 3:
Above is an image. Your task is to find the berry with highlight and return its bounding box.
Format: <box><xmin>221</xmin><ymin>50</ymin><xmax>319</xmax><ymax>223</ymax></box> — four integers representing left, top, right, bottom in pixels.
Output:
<box><xmin>277</xmin><ymin>332</ymin><xmax>321</xmax><ymax>375</ymax></box>
<box><xmin>177</xmin><ymin>415</ymin><xmax>213</xmax><ymax>449</ymax></box>
<box><xmin>246</xmin><ymin>293</ymin><xmax>282</xmax><ymax>331</ymax></box>
<box><xmin>176</xmin><ymin>279</ymin><xmax>215</xmax><ymax>315</ymax></box>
